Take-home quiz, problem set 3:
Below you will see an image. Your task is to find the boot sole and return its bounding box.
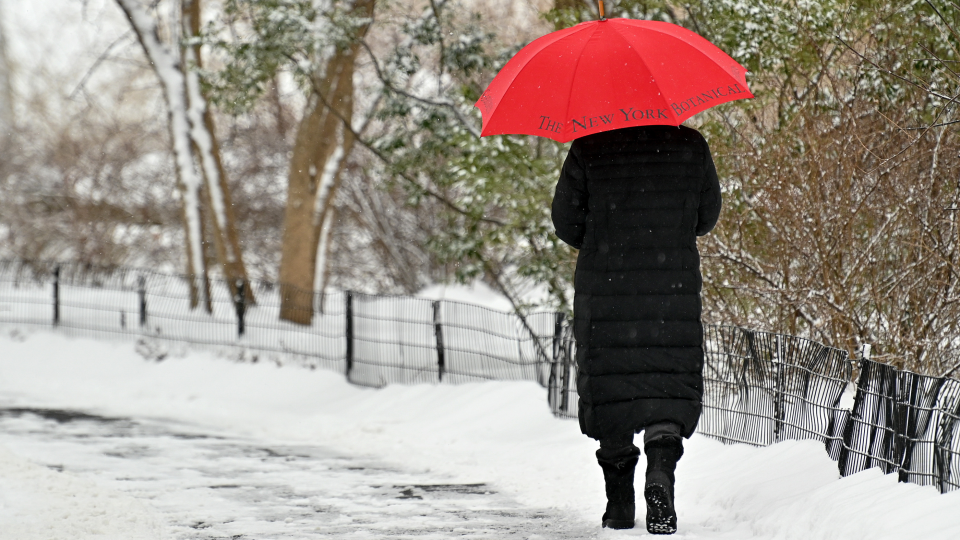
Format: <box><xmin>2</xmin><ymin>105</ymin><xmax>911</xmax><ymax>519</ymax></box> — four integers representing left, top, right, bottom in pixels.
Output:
<box><xmin>602</xmin><ymin>518</ymin><xmax>635</xmax><ymax>530</ymax></box>
<box><xmin>644</xmin><ymin>483</ymin><xmax>677</xmax><ymax>535</ymax></box>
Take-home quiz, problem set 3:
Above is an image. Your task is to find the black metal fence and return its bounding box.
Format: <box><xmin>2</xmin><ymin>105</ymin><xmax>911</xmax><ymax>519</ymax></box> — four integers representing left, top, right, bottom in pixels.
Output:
<box><xmin>0</xmin><ymin>260</ymin><xmax>557</xmax><ymax>386</ymax></box>
<box><xmin>0</xmin><ymin>260</ymin><xmax>958</xmax><ymax>493</ymax></box>
<box><xmin>548</xmin><ymin>324</ymin><xmax>960</xmax><ymax>493</ymax></box>
<box><xmin>839</xmin><ymin>360</ymin><xmax>960</xmax><ymax>492</ymax></box>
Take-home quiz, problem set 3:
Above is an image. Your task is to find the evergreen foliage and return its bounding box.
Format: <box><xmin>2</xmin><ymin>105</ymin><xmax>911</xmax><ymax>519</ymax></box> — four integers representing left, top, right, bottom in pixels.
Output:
<box><xmin>204</xmin><ymin>0</ymin><xmax>374</xmax><ymax>113</ymax></box>
<box><xmin>369</xmin><ymin>1</ymin><xmax>575</xmax><ymax>311</ymax></box>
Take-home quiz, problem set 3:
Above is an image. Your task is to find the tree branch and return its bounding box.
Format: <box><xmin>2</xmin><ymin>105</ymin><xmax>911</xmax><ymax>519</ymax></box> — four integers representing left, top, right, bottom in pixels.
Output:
<box><xmin>68</xmin><ymin>30</ymin><xmax>135</xmax><ymax>100</ymax></box>
<box><xmin>308</xmin><ymin>79</ymin><xmax>504</xmax><ymax>226</ymax></box>
<box><xmin>358</xmin><ymin>39</ymin><xmax>481</xmax><ymax>138</ymax></box>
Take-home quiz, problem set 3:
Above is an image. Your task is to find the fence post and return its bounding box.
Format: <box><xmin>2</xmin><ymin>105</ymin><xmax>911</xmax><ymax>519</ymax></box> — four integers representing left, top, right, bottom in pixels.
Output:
<box><xmin>839</xmin><ymin>356</ymin><xmax>870</xmax><ymax>477</ymax></box>
<box><xmin>559</xmin><ymin>320</ymin><xmax>572</xmax><ymax>414</ymax></box>
<box><xmin>345</xmin><ymin>291</ymin><xmax>354</xmax><ymax>378</ymax></box>
<box><xmin>234</xmin><ymin>278</ymin><xmax>246</xmax><ymax>337</ymax></box>
<box><xmin>773</xmin><ymin>335</ymin><xmax>784</xmax><ymax>441</ymax></box>
<box><xmin>548</xmin><ymin>312</ymin><xmax>565</xmax><ymax>412</ymax></box>
<box><xmin>433</xmin><ymin>300</ymin><xmax>445</xmax><ymax>382</ymax></box>
<box><xmin>138</xmin><ymin>275</ymin><xmax>147</xmax><ymax>327</ymax></box>
<box><xmin>52</xmin><ymin>265</ymin><xmax>60</xmax><ymax>326</ymax></box>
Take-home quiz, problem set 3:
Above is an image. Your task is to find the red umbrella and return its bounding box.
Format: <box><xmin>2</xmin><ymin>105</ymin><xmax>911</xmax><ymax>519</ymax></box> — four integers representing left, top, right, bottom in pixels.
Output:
<box><xmin>475</xmin><ymin>15</ymin><xmax>753</xmax><ymax>143</ymax></box>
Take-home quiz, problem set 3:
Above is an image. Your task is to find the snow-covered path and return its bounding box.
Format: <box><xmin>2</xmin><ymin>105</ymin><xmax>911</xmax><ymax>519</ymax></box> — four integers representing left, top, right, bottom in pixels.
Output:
<box><xmin>0</xmin><ymin>404</ymin><xmax>593</xmax><ymax>539</ymax></box>
<box><xmin>2</xmin><ymin>331</ymin><xmax>960</xmax><ymax>539</ymax></box>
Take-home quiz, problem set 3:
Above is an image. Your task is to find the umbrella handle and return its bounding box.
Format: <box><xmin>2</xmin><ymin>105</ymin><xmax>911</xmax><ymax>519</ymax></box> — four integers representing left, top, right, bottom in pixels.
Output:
<box><xmin>598</xmin><ymin>1</ymin><xmax>606</xmax><ymax>20</ymax></box>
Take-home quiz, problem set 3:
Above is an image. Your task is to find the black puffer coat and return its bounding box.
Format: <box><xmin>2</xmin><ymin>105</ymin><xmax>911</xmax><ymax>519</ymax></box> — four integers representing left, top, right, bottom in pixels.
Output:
<box><xmin>551</xmin><ymin>125</ymin><xmax>721</xmax><ymax>440</ymax></box>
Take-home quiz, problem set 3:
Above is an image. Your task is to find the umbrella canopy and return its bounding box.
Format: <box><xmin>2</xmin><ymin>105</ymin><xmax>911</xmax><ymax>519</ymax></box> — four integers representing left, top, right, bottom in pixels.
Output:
<box><xmin>475</xmin><ymin>18</ymin><xmax>753</xmax><ymax>143</ymax></box>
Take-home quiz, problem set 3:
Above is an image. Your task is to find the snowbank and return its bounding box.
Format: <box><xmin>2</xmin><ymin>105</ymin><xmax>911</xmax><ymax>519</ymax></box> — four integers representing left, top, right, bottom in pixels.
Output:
<box><xmin>0</xmin><ymin>330</ymin><xmax>959</xmax><ymax>538</ymax></box>
<box><xmin>416</xmin><ymin>280</ymin><xmax>515</xmax><ymax>312</ymax></box>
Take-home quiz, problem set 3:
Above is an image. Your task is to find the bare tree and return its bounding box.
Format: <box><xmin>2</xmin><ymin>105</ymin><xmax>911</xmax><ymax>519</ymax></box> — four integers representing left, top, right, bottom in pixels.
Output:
<box><xmin>0</xmin><ymin>0</ymin><xmax>13</xmax><ymax>137</ymax></box>
<box><xmin>701</xmin><ymin>82</ymin><xmax>960</xmax><ymax>375</ymax></box>
<box><xmin>182</xmin><ymin>0</ymin><xmax>253</xmax><ymax>303</ymax></box>
<box><xmin>116</xmin><ymin>0</ymin><xmax>254</xmax><ymax>310</ymax></box>
<box><xmin>116</xmin><ymin>0</ymin><xmax>211</xmax><ymax>310</ymax></box>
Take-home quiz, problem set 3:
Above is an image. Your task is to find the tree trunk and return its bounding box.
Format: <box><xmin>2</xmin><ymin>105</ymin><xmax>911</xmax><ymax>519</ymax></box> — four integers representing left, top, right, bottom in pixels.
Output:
<box><xmin>278</xmin><ymin>0</ymin><xmax>374</xmax><ymax>325</ymax></box>
<box><xmin>315</xmin><ymin>205</ymin><xmax>337</xmax><ymax>313</ymax></box>
<box><xmin>182</xmin><ymin>0</ymin><xmax>254</xmax><ymax>304</ymax></box>
<box><xmin>0</xmin><ymin>0</ymin><xmax>14</xmax><ymax>136</ymax></box>
<box><xmin>116</xmin><ymin>0</ymin><xmax>210</xmax><ymax>311</ymax></box>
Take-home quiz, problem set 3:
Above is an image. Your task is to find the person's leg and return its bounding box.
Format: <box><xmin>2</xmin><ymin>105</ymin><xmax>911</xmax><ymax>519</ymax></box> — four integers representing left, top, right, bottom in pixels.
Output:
<box><xmin>598</xmin><ymin>432</ymin><xmax>640</xmax><ymax>461</ymax></box>
<box><xmin>595</xmin><ymin>432</ymin><xmax>640</xmax><ymax>529</ymax></box>
<box><xmin>642</xmin><ymin>422</ymin><xmax>684</xmax><ymax>535</ymax></box>
<box><xmin>642</xmin><ymin>422</ymin><xmax>684</xmax><ymax>448</ymax></box>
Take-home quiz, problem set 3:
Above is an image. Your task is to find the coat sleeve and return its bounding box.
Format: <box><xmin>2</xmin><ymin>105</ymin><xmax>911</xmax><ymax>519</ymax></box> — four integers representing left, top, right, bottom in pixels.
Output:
<box><xmin>552</xmin><ymin>144</ymin><xmax>589</xmax><ymax>249</ymax></box>
<box><xmin>696</xmin><ymin>137</ymin><xmax>722</xmax><ymax>237</ymax></box>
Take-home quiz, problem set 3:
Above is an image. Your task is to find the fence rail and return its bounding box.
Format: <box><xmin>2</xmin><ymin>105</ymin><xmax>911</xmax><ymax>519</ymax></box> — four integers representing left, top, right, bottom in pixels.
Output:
<box><xmin>0</xmin><ymin>260</ymin><xmax>958</xmax><ymax>493</ymax></box>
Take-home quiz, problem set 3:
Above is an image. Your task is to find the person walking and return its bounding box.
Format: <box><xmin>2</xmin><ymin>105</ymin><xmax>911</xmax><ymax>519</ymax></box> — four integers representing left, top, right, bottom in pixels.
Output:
<box><xmin>551</xmin><ymin>124</ymin><xmax>722</xmax><ymax>534</ymax></box>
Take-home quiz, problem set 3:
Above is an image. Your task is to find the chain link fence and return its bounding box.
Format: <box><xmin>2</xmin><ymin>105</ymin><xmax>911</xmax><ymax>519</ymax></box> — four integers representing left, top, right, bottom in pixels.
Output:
<box><xmin>1</xmin><ymin>259</ymin><xmax>958</xmax><ymax>493</ymax></box>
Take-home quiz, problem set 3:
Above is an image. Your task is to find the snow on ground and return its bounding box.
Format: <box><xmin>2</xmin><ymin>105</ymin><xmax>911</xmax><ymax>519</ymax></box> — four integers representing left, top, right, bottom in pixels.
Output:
<box><xmin>417</xmin><ymin>281</ymin><xmax>515</xmax><ymax>312</ymax></box>
<box><xmin>0</xmin><ymin>444</ymin><xmax>163</xmax><ymax>540</ymax></box>
<box><xmin>0</xmin><ymin>329</ymin><xmax>959</xmax><ymax>539</ymax></box>
<box><xmin>416</xmin><ymin>279</ymin><xmax>552</xmax><ymax>312</ymax></box>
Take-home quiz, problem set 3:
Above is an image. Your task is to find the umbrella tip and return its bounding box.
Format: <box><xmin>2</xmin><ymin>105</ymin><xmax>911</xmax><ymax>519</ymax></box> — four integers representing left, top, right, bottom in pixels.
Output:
<box><xmin>598</xmin><ymin>0</ymin><xmax>606</xmax><ymax>21</ymax></box>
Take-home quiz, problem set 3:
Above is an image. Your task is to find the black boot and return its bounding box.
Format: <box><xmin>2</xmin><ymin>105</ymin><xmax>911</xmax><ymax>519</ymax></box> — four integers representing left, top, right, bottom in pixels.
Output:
<box><xmin>596</xmin><ymin>445</ymin><xmax>640</xmax><ymax>530</ymax></box>
<box><xmin>644</xmin><ymin>438</ymin><xmax>683</xmax><ymax>535</ymax></box>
